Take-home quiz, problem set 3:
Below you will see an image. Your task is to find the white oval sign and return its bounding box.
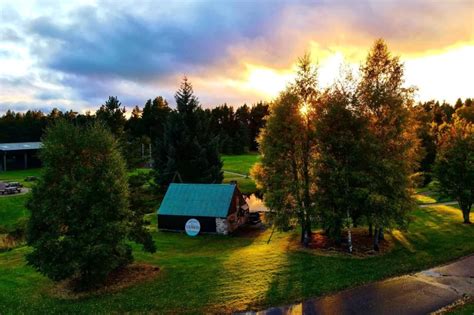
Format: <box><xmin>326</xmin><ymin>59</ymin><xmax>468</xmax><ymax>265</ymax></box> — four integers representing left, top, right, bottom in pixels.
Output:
<box><xmin>185</xmin><ymin>218</ymin><xmax>200</xmax><ymax>237</ymax></box>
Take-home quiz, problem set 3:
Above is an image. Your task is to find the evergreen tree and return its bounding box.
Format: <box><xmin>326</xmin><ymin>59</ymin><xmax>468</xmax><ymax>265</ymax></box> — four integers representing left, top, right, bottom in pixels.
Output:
<box><xmin>96</xmin><ymin>96</ymin><xmax>127</xmax><ymax>138</ymax></box>
<box><xmin>142</xmin><ymin>96</ymin><xmax>171</xmax><ymax>144</ymax></box>
<box><xmin>154</xmin><ymin>77</ymin><xmax>223</xmax><ymax>189</ymax></box>
<box><xmin>249</xmin><ymin>102</ymin><xmax>270</xmax><ymax>151</ymax></box>
<box><xmin>127</xmin><ymin>105</ymin><xmax>144</xmax><ymax>138</ymax></box>
<box><xmin>26</xmin><ymin>120</ymin><xmax>155</xmax><ymax>290</ymax></box>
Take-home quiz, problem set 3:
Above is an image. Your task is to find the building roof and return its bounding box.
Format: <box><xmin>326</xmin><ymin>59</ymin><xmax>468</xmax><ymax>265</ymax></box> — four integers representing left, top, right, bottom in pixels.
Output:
<box><xmin>158</xmin><ymin>183</ymin><xmax>236</xmax><ymax>217</ymax></box>
<box><xmin>0</xmin><ymin>142</ymin><xmax>42</xmax><ymax>152</ymax></box>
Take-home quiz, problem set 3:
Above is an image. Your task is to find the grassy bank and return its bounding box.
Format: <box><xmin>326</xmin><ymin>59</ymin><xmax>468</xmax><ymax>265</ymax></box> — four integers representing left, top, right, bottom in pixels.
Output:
<box><xmin>0</xmin><ymin>204</ymin><xmax>473</xmax><ymax>313</ymax></box>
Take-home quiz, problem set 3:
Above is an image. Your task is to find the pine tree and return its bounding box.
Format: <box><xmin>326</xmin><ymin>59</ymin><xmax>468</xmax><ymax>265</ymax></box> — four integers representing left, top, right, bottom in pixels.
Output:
<box><xmin>154</xmin><ymin>77</ymin><xmax>223</xmax><ymax>189</ymax></box>
<box><xmin>142</xmin><ymin>96</ymin><xmax>171</xmax><ymax>144</ymax></box>
<box><xmin>26</xmin><ymin>120</ymin><xmax>155</xmax><ymax>290</ymax></box>
<box><xmin>96</xmin><ymin>96</ymin><xmax>127</xmax><ymax>137</ymax></box>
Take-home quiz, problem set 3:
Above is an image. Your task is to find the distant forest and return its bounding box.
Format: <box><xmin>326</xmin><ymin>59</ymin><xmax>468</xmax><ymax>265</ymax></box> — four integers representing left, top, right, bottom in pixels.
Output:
<box><xmin>0</xmin><ymin>96</ymin><xmax>269</xmax><ymax>156</ymax></box>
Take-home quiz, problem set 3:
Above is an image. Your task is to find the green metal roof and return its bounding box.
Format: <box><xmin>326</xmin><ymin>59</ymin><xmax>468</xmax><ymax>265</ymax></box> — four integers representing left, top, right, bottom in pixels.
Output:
<box><xmin>157</xmin><ymin>183</ymin><xmax>236</xmax><ymax>217</ymax></box>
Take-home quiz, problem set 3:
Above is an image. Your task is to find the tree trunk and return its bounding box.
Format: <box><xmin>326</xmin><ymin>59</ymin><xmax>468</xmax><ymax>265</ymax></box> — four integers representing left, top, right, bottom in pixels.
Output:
<box><xmin>305</xmin><ymin>213</ymin><xmax>312</xmax><ymax>237</ymax></box>
<box><xmin>460</xmin><ymin>201</ymin><xmax>472</xmax><ymax>224</ymax></box>
<box><xmin>300</xmin><ymin>209</ymin><xmax>306</xmax><ymax>244</ymax></box>
<box><xmin>378</xmin><ymin>228</ymin><xmax>384</xmax><ymax>241</ymax></box>
<box><xmin>347</xmin><ymin>210</ymin><xmax>353</xmax><ymax>254</ymax></box>
<box><xmin>462</xmin><ymin>208</ymin><xmax>471</xmax><ymax>224</ymax></box>
<box><xmin>373</xmin><ymin>228</ymin><xmax>380</xmax><ymax>251</ymax></box>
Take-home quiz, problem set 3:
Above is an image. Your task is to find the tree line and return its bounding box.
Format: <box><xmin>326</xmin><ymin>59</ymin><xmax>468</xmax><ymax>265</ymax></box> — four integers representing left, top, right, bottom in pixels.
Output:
<box><xmin>0</xmin><ymin>92</ymin><xmax>268</xmax><ymax>158</ymax></box>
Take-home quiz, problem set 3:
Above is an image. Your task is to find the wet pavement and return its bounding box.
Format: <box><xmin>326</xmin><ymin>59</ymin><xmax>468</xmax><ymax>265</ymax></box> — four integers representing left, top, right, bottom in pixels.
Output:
<box><xmin>239</xmin><ymin>255</ymin><xmax>474</xmax><ymax>315</ymax></box>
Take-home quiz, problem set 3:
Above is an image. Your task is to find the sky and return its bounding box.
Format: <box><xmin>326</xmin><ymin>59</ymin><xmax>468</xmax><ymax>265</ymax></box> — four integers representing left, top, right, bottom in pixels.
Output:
<box><xmin>0</xmin><ymin>0</ymin><xmax>473</xmax><ymax>115</ymax></box>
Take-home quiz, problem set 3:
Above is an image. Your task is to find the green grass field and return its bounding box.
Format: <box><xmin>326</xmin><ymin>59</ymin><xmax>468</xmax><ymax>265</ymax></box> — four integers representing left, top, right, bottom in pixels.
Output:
<box><xmin>0</xmin><ymin>168</ymin><xmax>42</xmax><ymax>188</ymax></box>
<box><xmin>448</xmin><ymin>301</ymin><xmax>474</xmax><ymax>315</ymax></box>
<box><xmin>0</xmin><ymin>204</ymin><xmax>473</xmax><ymax>313</ymax></box>
<box><xmin>221</xmin><ymin>153</ymin><xmax>259</xmax><ymax>194</ymax></box>
<box><xmin>221</xmin><ymin>153</ymin><xmax>260</xmax><ymax>175</ymax></box>
<box><xmin>223</xmin><ymin>172</ymin><xmax>257</xmax><ymax>195</ymax></box>
<box><xmin>0</xmin><ymin>194</ymin><xmax>29</xmax><ymax>231</ymax></box>
<box><xmin>0</xmin><ymin>169</ymin><xmax>36</xmax><ymax>232</ymax></box>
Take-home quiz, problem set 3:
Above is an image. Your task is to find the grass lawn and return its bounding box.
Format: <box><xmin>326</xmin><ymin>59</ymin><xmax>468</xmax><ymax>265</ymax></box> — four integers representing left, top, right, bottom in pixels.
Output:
<box><xmin>0</xmin><ymin>169</ymin><xmax>37</xmax><ymax>232</ymax></box>
<box><xmin>0</xmin><ymin>168</ymin><xmax>42</xmax><ymax>188</ymax></box>
<box><xmin>222</xmin><ymin>153</ymin><xmax>260</xmax><ymax>194</ymax></box>
<box><xmin>222</xmin><ymin>153</ymin><xmax>260</xmax><ymax>175</ymax></box>
<box><xmin>222</xmin><ymin>173</ymin><xmax>257</xmax><ymax>195</ymax></box>
<box><xmin>0</xmin><ymin>194</ymin><xmax>29</xmax><ymax>231</ymax></box>
<box><xmin>413</xmin><ymin>193</ymin><xmax>437</xmax><ymax>204</ymax></box>
<box><xmin>448</xmin><ymin>301</ymin><xmax>474</xmax><ymax>315</ymax></box>
<box><xmin>0</xmin><ymin>204</ymin><xmax>473</xmax><ymax>313</ymax></box>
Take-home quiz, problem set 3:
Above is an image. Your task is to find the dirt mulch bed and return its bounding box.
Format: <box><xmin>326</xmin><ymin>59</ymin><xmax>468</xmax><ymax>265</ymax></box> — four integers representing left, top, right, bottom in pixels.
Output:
<box><xmin>49</xmin><ymin>263</ymin><xmax>160</xmax><ymax>299</ymax></box>
<box><xmin>306</xmin><ymin>228</ymin><xmax>394</xmax><ymax>257</ymax></box>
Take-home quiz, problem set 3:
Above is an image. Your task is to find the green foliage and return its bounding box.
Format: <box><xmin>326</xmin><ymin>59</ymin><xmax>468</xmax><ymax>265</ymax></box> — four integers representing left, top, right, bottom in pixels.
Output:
<box><xmin>256</xmin><ymin>40</ymin><xmax>419</xmax><ymax>248</ymax></box>
<box><xmin>128</xmin><ymin>173</ymin><xmax>157</xmax><ymax>253</ymax></box>
<box><xmin>96</xmin><ymin>96</ymin><xmax>127</xmax><ymax>137</ymax></box>
<box><xmin>154</xmin><ymin>77</ymin><xmax>223</xmax><ymax>189</ymax></box>
<box><xmin>141</xmin><ymin>96</ymin><xmax>171</xmax><ymax>143</ymax></box>
<box><xmin>209</xmin><ymin>104</ymin><xmax>250</xmax><ymax>154</ymax></box>
<box><xmin>253</xmin><ymin>90</ymin><xmax>317</xmax><ymax>239</ymax></box>
<box><xmin>357</xmin><ymin>39</ymin><xmax>419</xmax><ymax>247</ymax></box>
<box><xmin>314</xmin><ymin>85</ymin><xmax>369</xmax><ymax>240</ymax></box>
<box><xmin>434</xmin><ymin>116</ymin><xmax>474</xmax><ymax>223</ymax></box>
<box><xmin>26</xmin><ymin>120</ymin><xmax>153</xmax><ymax>290</ymax></box>
<box><xmin>254</xmin><ymin>55</ymin><xmax>323</xmax><ymax>242</ymax></box>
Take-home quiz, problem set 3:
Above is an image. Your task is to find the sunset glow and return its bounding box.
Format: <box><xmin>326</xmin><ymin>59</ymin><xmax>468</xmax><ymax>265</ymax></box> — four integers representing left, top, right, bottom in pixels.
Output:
<box><xmin>0</xmin><ymin>0</ymin><xmax>472</xmax><ymax>113</ymax></box>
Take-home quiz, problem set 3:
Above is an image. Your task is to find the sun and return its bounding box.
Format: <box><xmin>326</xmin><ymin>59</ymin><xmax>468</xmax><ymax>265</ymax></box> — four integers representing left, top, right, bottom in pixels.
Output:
<box><xmin>299</xmin><ymin>103</ymin><xmax>310</xmax><ymax>117</ymax></box>
<box><xmin>243</xmin><ymin>64</ymin><xmax>294</xmax><ymax>97</ymax></box>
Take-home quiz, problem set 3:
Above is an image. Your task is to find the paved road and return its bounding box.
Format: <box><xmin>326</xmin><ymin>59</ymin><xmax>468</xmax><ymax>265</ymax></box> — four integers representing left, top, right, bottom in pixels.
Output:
<box><xmin>240</xmin><ymin>255</ymin><xmax>474</xmax><ymax>315</ymax></box>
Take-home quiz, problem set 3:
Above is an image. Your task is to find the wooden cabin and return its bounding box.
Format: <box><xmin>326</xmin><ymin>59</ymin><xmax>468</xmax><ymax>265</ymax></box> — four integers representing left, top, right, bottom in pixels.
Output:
<box><xmin>157</xmin><ymin>183</ymin><xmax>249</xmax><ymax>235</ymax></box>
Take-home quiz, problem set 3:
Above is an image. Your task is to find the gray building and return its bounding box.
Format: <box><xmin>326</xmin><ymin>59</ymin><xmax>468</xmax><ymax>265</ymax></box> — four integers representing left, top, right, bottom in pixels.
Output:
<box><xmin>0</xmin><ymin>142</ymin><xmax>42</xmax><ymax>171</ymax></box>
